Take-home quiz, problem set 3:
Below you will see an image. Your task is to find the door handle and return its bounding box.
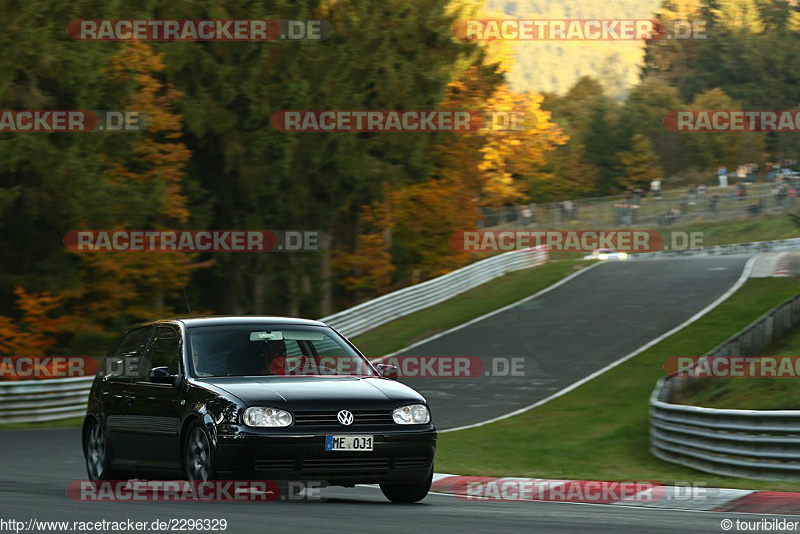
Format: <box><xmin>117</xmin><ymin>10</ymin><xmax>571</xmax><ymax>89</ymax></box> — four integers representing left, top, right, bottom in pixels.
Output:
<box><xmin>126</xmin><ymin>393</ymin><xmax>136</xmax><ymax>405</ymax></box>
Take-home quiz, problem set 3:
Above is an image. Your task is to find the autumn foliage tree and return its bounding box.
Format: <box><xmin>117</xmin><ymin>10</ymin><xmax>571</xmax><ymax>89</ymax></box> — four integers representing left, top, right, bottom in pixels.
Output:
<box><xmin>66</xmin><ymin>42</ymin><xmax>208</xmax><ymax>333</ymax></box>
<box><xmin>618</xmin><ymin>134</ymin><xmax>664</xmax><ymax>189</ymax></box>
<box><xmin>477</xmin><ymin>85</ymin><xmax>568</xmax><ymax>204</ymax></box>
<box><xmin>382</xmin><ymin>37</ymin><xmax>566</xmax><ymax>281</ymax></box>
<box><xmin>335</xmin><ymin>22</ymin><xmax>568</xmax><ymax>294</ymax></box>
<box><xmin>333</xmin><ymin>199</ymin><xmax>396</xmax><ymax>297</ymax></box>
<box><xmin>0</xmin><ymin>287</ymin><xmax>65</xmax><ymax>359</ymax></box>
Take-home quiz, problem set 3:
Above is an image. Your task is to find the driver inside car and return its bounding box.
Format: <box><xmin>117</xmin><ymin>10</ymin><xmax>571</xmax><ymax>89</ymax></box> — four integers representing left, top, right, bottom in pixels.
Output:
<box><xmin>256</xmin><ymin>339</ymin><xmax>306</xmax><ymax>375</ymax></box>
<box><xmin>251</xmin><ymin>340</ymin><xmax>284</xmax><ymax>375</ymax></box>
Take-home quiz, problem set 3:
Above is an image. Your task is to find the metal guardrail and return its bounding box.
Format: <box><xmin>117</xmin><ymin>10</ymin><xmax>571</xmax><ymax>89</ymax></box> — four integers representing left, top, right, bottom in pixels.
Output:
<box><xmin>632</xmin><ymin>237</ymin><xmax>800</xmax><ymax>259</ymax></box>
<box><xmin>0</xmin><ymin>376</ymin><xmax>94</xmax><ymax>424</ymax></box>
<box><xmin>319</xmin><ymin>245</ymin><xmax>548</xmax><ymax>339</ymax></box>
<box><xmin>0</xmin><ymin>245</ymin><xmax>547</xmax><ymax>424</ymax></box>
<box><xmin>650</xmin><ymin>295</ymin><xmax>800</xmax><ymax>480</ymax></box>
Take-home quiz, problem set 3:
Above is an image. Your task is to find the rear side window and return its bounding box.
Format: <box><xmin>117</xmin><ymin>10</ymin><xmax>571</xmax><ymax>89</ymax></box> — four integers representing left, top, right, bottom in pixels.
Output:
<box><xmin>312</xmin><ymin>335</ymin><xmax>351</xmax><ymax>358</ymax></box>
<box><xmin>140</xmin><ymin>326</ymin><xmax>181</xmax><ymax>379</ymax></box>
<box><xmin>104</xmin><ymin>327</ymin><xmax>153</xmax><ymax>379</ymax></box>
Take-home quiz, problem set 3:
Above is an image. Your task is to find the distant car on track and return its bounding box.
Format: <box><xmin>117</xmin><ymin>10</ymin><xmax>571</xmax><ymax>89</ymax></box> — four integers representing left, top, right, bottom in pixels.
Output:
<box><xmin>583</xmin><ymin>248</ymin><xmax>628</xmax><ymax>261</ymax></box>
<box><xmin>82</xmin><ymin>316</ymin><xmax>436</xmax><ymax>503</ymax></box>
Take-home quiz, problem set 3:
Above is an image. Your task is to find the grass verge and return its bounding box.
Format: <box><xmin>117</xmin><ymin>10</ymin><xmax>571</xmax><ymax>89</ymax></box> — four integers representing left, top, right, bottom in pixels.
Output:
<box><xmin>0</xmin><ymin>417</ymin><xmax>84</xmax><ymax>430</ymax></box>
<box><xmin>435</xmin><ymin>277</ymin><xmax>800</xmax><ymax>491</ymax></box>
<box><xmin>676</xmin><ymin>215</ymin><xmax>799</xmax><ymax>246</ymax></box>
<box><xmin>676</xmin><ymin>320</ymin><xmax>800</xmax><ymax>410</ymax></box>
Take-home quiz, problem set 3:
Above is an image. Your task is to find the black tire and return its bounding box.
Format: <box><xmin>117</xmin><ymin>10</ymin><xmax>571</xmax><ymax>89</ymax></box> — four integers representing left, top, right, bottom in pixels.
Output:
<box><xmin>380</xmin><ymin>467</ymin><xmax>433</xmax><ymax>503</ymax></box>
<box><xmin>183</xmin><ymin>421</ymin><xmax>215</xmax><ymax>481</ymax></box>
<box><xmin>84</xmin><ymin>419</ymin><xmax>115</xmax><ymax>480</ymax></box>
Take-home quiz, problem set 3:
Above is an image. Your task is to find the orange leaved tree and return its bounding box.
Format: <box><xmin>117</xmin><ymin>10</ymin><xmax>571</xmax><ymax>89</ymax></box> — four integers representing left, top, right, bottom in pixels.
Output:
<box><xmin>66</xmin><ymin>42</ymin><xmax>209</xmax><ymax>334</ymax></box>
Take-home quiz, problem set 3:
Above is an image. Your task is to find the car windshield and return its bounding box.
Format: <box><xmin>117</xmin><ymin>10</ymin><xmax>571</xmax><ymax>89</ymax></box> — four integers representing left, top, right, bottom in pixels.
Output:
<box><xmin>186</xmin><ymin>324</ymin><xmax>377</xmax><ymax>378</ymax></box>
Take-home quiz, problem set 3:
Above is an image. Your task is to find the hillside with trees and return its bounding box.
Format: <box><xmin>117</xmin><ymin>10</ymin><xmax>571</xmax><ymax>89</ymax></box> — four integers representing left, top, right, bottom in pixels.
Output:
<box><xmin>2</xmin><ymin>0</ymin><xmax>799</xmax><ymax>358</ymax></box>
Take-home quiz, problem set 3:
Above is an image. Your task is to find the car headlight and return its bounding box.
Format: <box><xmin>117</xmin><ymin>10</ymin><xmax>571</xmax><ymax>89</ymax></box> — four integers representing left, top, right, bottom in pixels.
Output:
<box><xmin>243</xmin><ymin>407</ymin><xmax>292</xmax><ymax>427</ymax></box>
<box><xmin>597</xmin><ymin>253</ymin><xmax>608</xmax><ymax>260</ymax></box>
<box><xmin>392</xmin><ymin>404</ymin><xmax>430</xmax><ymax>425</ymax></box>
<box><xmin>618</xmin><ymin>252</ymin><xmax>628</xmax><ymax>259</ymax></box>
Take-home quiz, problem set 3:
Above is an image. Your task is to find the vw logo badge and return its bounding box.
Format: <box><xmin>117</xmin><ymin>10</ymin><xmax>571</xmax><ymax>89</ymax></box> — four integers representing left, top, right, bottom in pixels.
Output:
<box><xmin>337</xmin><ymin>410</ymin><xmax>354</xmax><ymax>426</ymax></box>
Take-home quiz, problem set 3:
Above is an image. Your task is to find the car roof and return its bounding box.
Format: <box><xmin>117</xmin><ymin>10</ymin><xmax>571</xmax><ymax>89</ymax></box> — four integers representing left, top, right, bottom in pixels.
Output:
<box><xmin>132</xmin><ymin>316</ymin><xmax>329</xmax><ymax>329</ymax></box>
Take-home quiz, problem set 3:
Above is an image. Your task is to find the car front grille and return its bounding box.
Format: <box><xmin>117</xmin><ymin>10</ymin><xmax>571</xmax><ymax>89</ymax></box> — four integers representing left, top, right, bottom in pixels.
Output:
<box><xmin>292</xmin><ymin>410</ymin><xmax>393</xmax><ymax>426</ymax></box>
<box><xmin>254</xmin><ymin>458</ymin><xmax>296</xmax><ymax>471</ymax></box>
<box><xmin>394</xmin><ymin>456</ymin><xmax>430</xmax><ymax>469</ymax></box>
<box><xmin>301</xmin><ymin>457</ymin><xmax>390</xmax><ymax>477</ymax></box>
<box><xmin>254</xmin><ymin>456</ymin><xmax>430</xmax><ymax>474</ymax></box>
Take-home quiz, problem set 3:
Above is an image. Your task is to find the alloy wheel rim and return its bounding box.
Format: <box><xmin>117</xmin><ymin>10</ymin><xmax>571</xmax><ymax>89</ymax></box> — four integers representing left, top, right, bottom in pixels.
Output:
<box><xmin>187</xmin><ymin>428</ymin><xmax>210</xmax><ymax>481</ymax></box>
<box><xmin>87</xmin><ymin>424</ymin><xmax>105</xmax><ymax>479</ymax></box>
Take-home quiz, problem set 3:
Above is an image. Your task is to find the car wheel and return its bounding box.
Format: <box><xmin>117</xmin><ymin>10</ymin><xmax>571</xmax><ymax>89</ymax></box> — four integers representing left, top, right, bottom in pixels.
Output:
<box><xmin>379</xmin><ymin>467</ymin><xmax>433</xmax><ymax>503</ymax></box>
<box><xmin>85</xmin><ymin>419</ymin><xmax>115</xmax><ymax>480</ymax></box>
<box><xmin>184</xmin><ymin>422</ymin><xmax>215</xmax><ymax>481</ymax></box>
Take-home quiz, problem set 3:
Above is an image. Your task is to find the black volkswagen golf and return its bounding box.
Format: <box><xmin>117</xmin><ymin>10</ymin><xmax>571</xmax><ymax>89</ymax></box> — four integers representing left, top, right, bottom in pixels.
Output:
<box><xmin>82</xmin><ymin>317</ymin><xmax>436</xmax><ymax>503</ymax></box>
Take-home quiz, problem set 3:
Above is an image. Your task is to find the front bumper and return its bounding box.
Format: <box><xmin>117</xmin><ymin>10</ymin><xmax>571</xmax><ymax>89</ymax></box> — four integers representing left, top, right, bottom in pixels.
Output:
<box><xmin>214</xmin><ymin>425</ymin><xmax>437</xmax><ymax>485</ymax></box>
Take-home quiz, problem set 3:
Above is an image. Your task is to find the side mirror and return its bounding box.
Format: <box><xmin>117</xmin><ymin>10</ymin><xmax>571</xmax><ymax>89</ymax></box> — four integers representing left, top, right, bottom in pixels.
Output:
<box><xmin>149</xmin><ymin>366</ymin><xmax>179</xmax><ymax>386</ymax></box>
<box><xmin>376</xmin><ymin>363</ymin><xmax>398</xmax><ymax>380</ymax></box>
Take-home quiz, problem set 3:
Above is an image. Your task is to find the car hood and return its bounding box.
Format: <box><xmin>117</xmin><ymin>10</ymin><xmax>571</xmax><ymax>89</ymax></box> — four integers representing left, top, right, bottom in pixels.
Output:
<box><xmin>199</xmin><ymin>375</ymin><xmax>426</xmax><ymax>410</ymax></box>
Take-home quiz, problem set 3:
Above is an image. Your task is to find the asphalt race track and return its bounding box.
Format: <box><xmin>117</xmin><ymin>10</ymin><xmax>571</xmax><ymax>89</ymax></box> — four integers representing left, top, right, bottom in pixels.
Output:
<box><xmin>0</xmin><ymin>445</ymin><xmax>786</xmax><ymax>534</ymax></box>
<box><xmin>0</xmin><ymin>256</ymin><xmax>765</xmax><ymax>533</ymax></box>
<box><xmin>396</xmin><ymin>255</ymin><xmax>751</xmax><ymax>430</ymax></box>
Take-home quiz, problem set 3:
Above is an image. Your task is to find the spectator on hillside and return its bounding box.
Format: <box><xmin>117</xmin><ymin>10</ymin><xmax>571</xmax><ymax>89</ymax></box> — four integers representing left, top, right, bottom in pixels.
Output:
<box><xmin>519</xmin><ymin>205</ymin><xmax>534</xmax><ymax>227</ymax></box>
<box><xmin>737</xmin><ymin>165</ymin><xmax>747</xmax><ymax>181</ymax></box>
<box><xmin>710</xmin><ymin>194</ymin><xmax>719</xmax><ymax>213</ymax></box>
<box><xmin>650</xmin><ymin>178</ymin><xmax>662</xmax><ymax>199</ymax></box>
<box><xmin>718</xmin><ymin>166</ymin><xmax>728</xmax><ymax>187</ymax></box>
<box><xmin>777</xmin><ymin>183</ymin><xmax>788</xmax><ymax>205</ymax></box>
<box><xmin>744</xmin><ymin>163</ymin><xmax>752</xmax><ymax>182</ymax></box>
<box><xmin>563</xmin><ymin>199</ymin><xmax>574</xmax><ymax>221</ymax></box>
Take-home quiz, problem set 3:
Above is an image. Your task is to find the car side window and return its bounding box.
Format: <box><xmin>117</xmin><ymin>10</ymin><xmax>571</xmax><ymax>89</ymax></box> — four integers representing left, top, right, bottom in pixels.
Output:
<box><xmin>105</xmin><ymin>326</ymin><xmax>153</xmax><ymax>379</ymax></box>
<box><xmin>139</xmin><ymin>326</ymin><xmax>181</xmax><ymax>380</ymax></box>
<box><xmin>285</xmin><ymin>339</ymin><xmax>304</xmax><ymax>357</ymax></box>
<box><xmin>312</xmin><ymin>336</ymin><xmax>349</xmax><ymax>358</ymax></box>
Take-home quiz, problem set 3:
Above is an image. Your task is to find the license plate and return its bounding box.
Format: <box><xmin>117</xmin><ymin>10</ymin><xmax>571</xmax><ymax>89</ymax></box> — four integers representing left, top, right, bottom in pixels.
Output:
<box><xmin>325</xmin><ymin>435</ymin><xmax>373</xmax><ymax>451</ymax></box>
